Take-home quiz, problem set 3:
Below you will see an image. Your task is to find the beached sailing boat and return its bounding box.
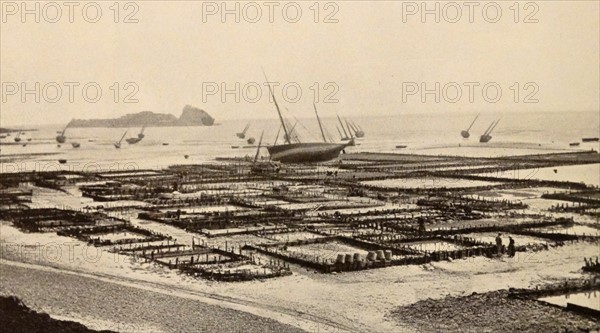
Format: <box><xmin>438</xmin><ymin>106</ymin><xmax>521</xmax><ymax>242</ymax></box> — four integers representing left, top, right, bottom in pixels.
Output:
<box><xmin>114</xmin><ymin>130</ymin><xmax>128</xmax><ymax>149</ymax></box>
<box><xmin>263</xmin><ymin>73</ymin><xmax>353</xmax><ymax>163</ymax></box>
<box><xmin>126</xmin><ymin>127</ymin><xmax>145</xmax><ymax>144</ymax></box>
<box><xmin>237</xmin><ymin>123</ymin><xmax>250</xmax><ymax>139</ymax></box>
<box><xmin>461</xmin><ymin>114</ymin><xmax>480</xmax><ymax>138</ymax></box>
<box><xmin>480</xmin><ymin>119</ymin><xmax>500</xmax><ymax>143</ymax></box>
<box><xmin>56</xmin><ymin>125</ymin><xmax>68</xmax><ymax>143</ymax></box>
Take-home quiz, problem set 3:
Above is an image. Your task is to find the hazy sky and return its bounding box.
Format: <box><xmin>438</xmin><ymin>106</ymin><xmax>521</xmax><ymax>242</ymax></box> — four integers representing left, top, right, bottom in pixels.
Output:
<box><xmin>1</xmin><ymin>1</ymin><xmax>598</xmax><ymax>126</ymax></box>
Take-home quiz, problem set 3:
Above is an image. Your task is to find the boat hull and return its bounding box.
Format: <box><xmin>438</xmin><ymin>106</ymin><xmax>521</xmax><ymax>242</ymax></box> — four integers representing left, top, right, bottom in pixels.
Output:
<box><xmin>267</xmin><ymin>143</ymin><xmax>347</xmax><ymax>163</ymax></box>
<box><xmin>479</xmin><ymin>135</ymin><xmax>492</xmax><ymax>143</ymax></box>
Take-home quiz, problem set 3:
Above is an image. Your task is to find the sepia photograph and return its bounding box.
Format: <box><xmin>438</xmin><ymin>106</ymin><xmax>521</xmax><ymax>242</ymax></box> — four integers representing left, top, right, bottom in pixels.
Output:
<box><xmin>1</xmin><ymin>1</ymin><xmax>599</xmax><ymax>332</ymax></box>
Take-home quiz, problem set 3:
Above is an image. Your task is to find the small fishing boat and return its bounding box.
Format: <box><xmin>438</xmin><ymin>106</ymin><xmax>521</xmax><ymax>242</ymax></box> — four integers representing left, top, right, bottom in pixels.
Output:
<box><xmin>184</xmin><ymin>155</ymin><xmax>189</xmax><ymax>159</ymax></box>
<box><xmin>396</xmin><ymin>145</ymin><xmax>408</xmax><ymax>149</ymax></box>
<box><xmin>14</xmin><ymin>132</ymin><xmax>21</xmax><ymax>143</ymax></box>
<box><xmin>247</xmin><ymin>137</ymin><xmax>256</xmax><ymax>144</ymax></box>
<box><xmin>72</xmin><ymin>142</ymin><xmax>81</xmax><ymax>148</ymax></box>
<box><xmin>58</xmin><ymin>159</ymin><xmax>67</xmax><ymax>164</ymax></box>
<box><xmin>569</xmin><ymin>142</ymin><xmax>580</xmax><ymax>147</ymax></box>
<box><xmin>162</xmin><ymin>143</ymin><xmax>169</xmax><ymax>146</ymax></box>
<box><xmin>582</xmin><ymin>137</ymin><xmax>599</xmax><ymax>142</ymax></box>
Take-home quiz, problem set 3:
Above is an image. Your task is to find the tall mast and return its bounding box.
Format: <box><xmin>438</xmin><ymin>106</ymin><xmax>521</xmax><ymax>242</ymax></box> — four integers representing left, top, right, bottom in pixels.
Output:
<box><xmin>337</xmin><ymin>115</ymin><xmax>349</xmax><ymax>138</ymax></box>
<box><xmin>288</xmin><ymin>121</ymin><xmax>299</xmax><ymax>143</ymax></box>
<box><xmin>274</xmin><ymin>125</ymin><xmax>281</xmax><ymax>145</ymax></box>
<box><xmin>119</xmin><ymin>130</ymin><xmax>128</xmax><ymax>144</ymax></box>
<box><xmin>313</xmin><ymin>103</ymin><xmax>327</xmax><ymax>143</ymax></box>
<box><xmin>336</xmin><ymin>125</ymin><xmax>343</xmax><ymax>139</ymax></box>
<box><xmin>262</xmin><ymin>70</ymin><xmax>290</xmax><ymax>144</ymax></box>
<box><xmin>254</xmin><ymin>131</ymin><xmax>264</xmax><ymax>164</ymax></box>
<box><xmin>345</xmin><ymin>119</ymin><xmax>354</xmax><ymax>138</ymax></box>
<box><xmin>467</xmin><ymin>114</ymin><xmax>480</xmax><ymax>131</ymax></box>
<box><xmin>483</xmin><ymin>121</ymin><xmax>496</xmax><ymax>136</ymax></box>
<box><xmin>488</xmin><ymin>119</ymin><xmax>501</xmax><ymax>135</ymax></box>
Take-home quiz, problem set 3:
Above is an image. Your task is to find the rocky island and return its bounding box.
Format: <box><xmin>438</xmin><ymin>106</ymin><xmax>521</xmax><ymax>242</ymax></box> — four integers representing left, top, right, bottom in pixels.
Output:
<box><xmin>68</xmin><ymin>105</ymin><xmax>214</xmax><ymax>128</ymax></box>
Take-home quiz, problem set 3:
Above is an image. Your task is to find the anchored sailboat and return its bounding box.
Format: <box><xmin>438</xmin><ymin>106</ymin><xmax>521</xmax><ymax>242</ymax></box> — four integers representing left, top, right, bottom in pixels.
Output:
<box><xmin>263</xmin><ymin>73</ymin><xmax>352</xmax><ymax>163</ymax></box>
<box><xmin>461</xmin><ymin>114</ymin><xmax>479</xmax><ymax>138</ymax></box>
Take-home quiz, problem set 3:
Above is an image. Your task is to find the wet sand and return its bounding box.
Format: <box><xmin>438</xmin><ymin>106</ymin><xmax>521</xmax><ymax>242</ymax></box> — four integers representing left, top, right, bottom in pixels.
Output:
<box><xmin>0</xmin><ymin>262</ymin><xmax>306</xmax><ymax>333</ymax></box>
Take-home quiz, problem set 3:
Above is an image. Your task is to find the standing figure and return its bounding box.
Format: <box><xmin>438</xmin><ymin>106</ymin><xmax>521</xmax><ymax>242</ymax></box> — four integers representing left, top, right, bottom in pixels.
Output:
<box><xmin>495</xmin><ymin>233</ymin><xmax>503</xmax><ymax>256</ymax></box>
<box><xmin>508</xmin><ymin>236</ymin><xmax>515</xmax><ymax>257</ymax></box>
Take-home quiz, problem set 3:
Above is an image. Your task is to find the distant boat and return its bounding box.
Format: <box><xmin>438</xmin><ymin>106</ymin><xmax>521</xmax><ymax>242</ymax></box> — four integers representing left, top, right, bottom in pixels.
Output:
<box><xmin>138</xmin><ymin>126</ymin><xmax>146</xmax><ymax>139</ymax></box>
<box><xmin>480</xmin><ymin>119</ymin><xmax>500</xmax><ymax>143</ymax></box>
<box><xmin>569</xmin><ymin>142</ymin><xmax>580</xmax><ymax>147</ymax></box>
<box><xmin>114</xmin><ymin>130</ymin><xmax>128</xmax><ymax>149</ymax></box>
<box><xmin>237</xmin><ymin>123</ymin><xmax>250</xmax><ymax>139</ymax></box>
<box><xmin>26</xmin><ymin>138</ymin><xmax>32</xmax><ymax>142</ymax></box>
<box><xmin>231</xmin><ymin>145</ymin><xmax>240</xmax><ymax>149</ymax></box>
<box><xmin>58</xmin><ymin>159</ymin><xmax>67</xmax><ymax>164</ymax></box>
<box><xmin>126</xmin><ymin>137</ymin><xmax>141</xmax><ymax>144</ymax></box>
<box><xmin>14</xmin><ymin>132</ymin><xmax>21</xmax><ymax>143</ymax></box>
<box><xmin>582</xmin><ymin>137</ymin><xmax>599</xmax><ymax>142</ymax></box>
<box><xmin>184</xmin><ymin>155</ymin><xmax>189</xmax><ymax>159</ymax></box>
<box><xmin>162</xmin><ymin>143</ymin><xmax>169</xmax><ymax>146</ymax></box>
<box><xmin>461</xmin><ymin>114</ymin><xmax>479</xmax><ymax>138</ymax></box>
<box><xmin>56</xmin><ymin>124</ymin><xmax>68</xmax><ymax>143</ymax></box>
<box><xmin>396</xmin><ymin>145</ymin><xmax>407</xmax><ymax>149</ymax></box>
<box><xmin>22</xmin><ymin>143</ymin><xmax>27</xmax><ymax>147</ymax></box>
<box><xmin>247</xmin><ymin>137</ymin><xmax>256</xmax><ymax>144</ymax></box>
<box><xmin>71</xmin><ymin>142</ymin><xmax>81</xmax><ymax>148</ymax></box>
<box><xmin>263</xmin><ymin>73</ymin><xmax>352</xmax><ymax>163</ymax></box>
